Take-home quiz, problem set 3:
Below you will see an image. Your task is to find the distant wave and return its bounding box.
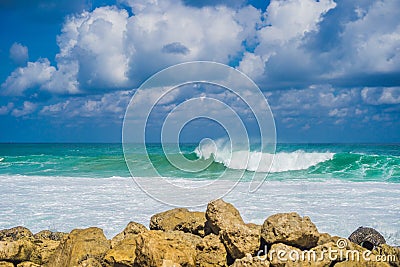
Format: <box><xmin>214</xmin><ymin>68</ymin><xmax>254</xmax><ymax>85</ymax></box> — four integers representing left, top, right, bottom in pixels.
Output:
<box><xmin>0</xmin><ymin>157</ymin><xmax>3</xmax><ymax>162</ymax></box>
<box><xmin>308</xmin><ymin>152</ymin><xmax>400</xmax><ymax>181</ymax></box>
<box><xmin>194</xmin><ymin>142</ymin><xmax>400</xmax><ymax>181</ymax></box>
<box><xmin>194</xmin><ymin>142</ymin><xmax>334</xmax><ymax>172</ymax></box>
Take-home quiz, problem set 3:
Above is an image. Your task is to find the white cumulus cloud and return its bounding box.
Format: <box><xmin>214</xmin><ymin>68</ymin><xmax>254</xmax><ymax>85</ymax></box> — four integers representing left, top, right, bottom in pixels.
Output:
<box><xmin>238</xmin><ymin>0</ymin><xmax>337</xmax><ymax>81</ymax></box>
<box><xmin>361</xmin><ymin>87</ymin><xmax>400</xmax><ymax>105</ymax></box>
<box><xmin>2</xmin><ymin>0</ymin><xmax>400</xmax><ymax>100</ymax></box>
<box><xmin>123</xmin><ymin>1</ymin><xmax>260</xmax><ymax>84</ymax></box>
<box><xmin>1</xmin><ymin>59</ymin><xmax>56</xmax><ymax>96</ymax></box>
<box><xmin>2</xmin><ymin>1</ymin><xmax>260</xmax><ymax>96</ymax></box>
<box><xmin>337</xmin><ymin>0</ymin><xmax>400</xmax><ymax>75</ymax></box>
<box><xmin>9</xmin><ymin>43</ymin><xmax>29</xmax><ymax>65</ymax></box>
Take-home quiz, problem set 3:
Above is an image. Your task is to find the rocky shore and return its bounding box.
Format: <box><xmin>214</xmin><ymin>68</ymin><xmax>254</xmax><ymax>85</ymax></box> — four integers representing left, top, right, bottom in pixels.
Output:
<box><xmin>0</xmin><ymin>199</ymin><xmax>399</xmax><ymax>267</ymax></box>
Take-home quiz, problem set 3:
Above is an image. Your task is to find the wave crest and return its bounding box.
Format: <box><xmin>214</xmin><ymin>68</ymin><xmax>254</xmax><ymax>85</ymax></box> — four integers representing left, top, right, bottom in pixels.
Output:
<box><xmin>194</xmin><ymin>142</ymin><xmax>334</xmax><ymax>173</ymax></box>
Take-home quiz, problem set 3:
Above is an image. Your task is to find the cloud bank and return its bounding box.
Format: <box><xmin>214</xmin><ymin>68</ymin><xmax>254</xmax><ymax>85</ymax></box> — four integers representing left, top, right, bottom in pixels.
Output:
<box><xmin>2</xmin><ymin>0</ymin><xmax>399</xmax><ymax>96</ymax></box>
<box><xmin>1</xmin><ymin>0</ymin><xmax>399</xmax><ymax>142</ymax></box>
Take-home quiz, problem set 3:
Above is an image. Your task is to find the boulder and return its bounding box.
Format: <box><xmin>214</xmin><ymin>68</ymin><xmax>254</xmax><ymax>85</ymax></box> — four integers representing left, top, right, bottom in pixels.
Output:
<box><xmin>0</xmin><ymin>227</ymin><xmax>33</xmax><ymax>241</ymax></box>
<box><xmin>0</xmin><ymin>262</ymin><xmax>13</xmax><ymax>267</ymax></box>
<box><xmin>111</xmin><ymin>221</ymin><xmax>147</xmax><ymax>248</ymax></box>
<box><xmin>0</xmin><ymin>238</ymin><xmax>36</xmax><ymax>263</ymax></box>
<box><xmin>134</xmin><ymin>230</ymin><xmax>202</xmax><ymax>267</ymax></box>
<box><xmin>267</xmin><ymin>240</ymin><xmax>383</xmax><ymax>267</ymax></box>
<box><xmin>316</xmin><ymin>233</ymin><xmax>333</xmax><ymax>245</ymax></box>
<box><xmin>376</xmin><ymin>244</ymin><xmax>400</xmax><ymax>267</ymax></box>
<box><xmin>305</xmin><ymin>239</ymin><xmax>393</xmax><ymax>267</ymax></box>
<box><xmin>33</xmin><ymin>230</ymin><xmax>66</xmax><ymax>241</ymax></box>
<box><xmin>105</xmin><ymin>221</ymin><xmax>149</xmax><ymax>266</ymax></box>
<box><xmin>205</xmin><ymin>199</ymin><xmax>244</xmax><ymax>235</ymax></box>
<box><xmin>205</xmin><ymin>199</ymin><xmax>261</xmax><ymax>261</ymax></box>
<box><xmin>268</xmin><ymin>243</ymin><xmax>302</xmax><ymax>267</ymax></box>
<box><xmin>0</xmin><ymin>227</ymin><xmax>67</xmax><ymax>265</ymax></box>
<box><xmin>261</xmin><ymin>212</ymin><xmax>320</xmax><ymax>249</ymax></box>
<box><xmin>150</xmin><ymin>208</ymin><xmax>206</xmax><ymax>237</ymax></box>
<box><xmin>231</xmin><ymin>253</ymin><xmax>269</xmax><ymax>267</ymax></box>
<box><xmin>31</xmin><ymin>230</ymin><xmax>66</xmax><ymax>264</ymax></box>
<box><xmin>104</xmin><ymin>236</ymin><xmax>138</xmax><ymax>267</ymax></box>
<box><xmin>308</xmin><ymin>241</ymin><xmax>344</xmax><ymax>266</ymax></box>
<box><xmin>0</xmin><ymin>227</ymin><xmax>45</xmax><ymax>264</ymax></box>
<box><xmin>348</xmin><ymin>227</ymin><xmax>386</xmax><ymax>250</ymax></box>
<box><xmin>195</xmin><ymin>233</ymin><xmax>227</xmax><ymax>267</ymax></box>
<box><xmin>220</xmin><ymin>223</ymin><xmax>261</xmax><ymax>260</ymax></box>
<box><xmin>46</xmin><ymin>227</ymin><xmax>110</xmax><ymax>267</ymax></box>
<box><xmin>267</xmin><ymin>237</ymin><xmax>392</xmax><ymax>267</ymax></box>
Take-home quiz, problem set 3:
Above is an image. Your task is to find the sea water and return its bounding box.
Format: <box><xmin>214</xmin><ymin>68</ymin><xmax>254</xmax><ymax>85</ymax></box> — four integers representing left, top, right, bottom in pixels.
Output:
<box><xmin>0</xmin><ymin>143</ymin><xmax>399</xmax><ymax>244</ymax></box>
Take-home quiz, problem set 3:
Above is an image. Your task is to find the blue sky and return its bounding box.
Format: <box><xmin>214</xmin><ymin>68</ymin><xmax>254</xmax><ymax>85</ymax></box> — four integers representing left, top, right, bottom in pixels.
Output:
<box><xmin>0</xmin><ymin>0</ymin><xmax>399</xmax><ymax>143</ymax></box>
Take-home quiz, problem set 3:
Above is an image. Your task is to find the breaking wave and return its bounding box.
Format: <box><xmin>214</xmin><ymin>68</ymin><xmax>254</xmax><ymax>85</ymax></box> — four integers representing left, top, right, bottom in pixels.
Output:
<box><xmin>194</xmin><ymin>142</ymin><xmax>334</xmax><ymax>173</ymax></box>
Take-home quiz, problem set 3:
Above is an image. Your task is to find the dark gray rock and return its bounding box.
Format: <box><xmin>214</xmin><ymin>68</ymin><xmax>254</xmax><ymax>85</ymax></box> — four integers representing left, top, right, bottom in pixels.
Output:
<box><xmin>348</xmin><ymin>226</ymin><xmax>386</xmax><ymax>250</ymax></box>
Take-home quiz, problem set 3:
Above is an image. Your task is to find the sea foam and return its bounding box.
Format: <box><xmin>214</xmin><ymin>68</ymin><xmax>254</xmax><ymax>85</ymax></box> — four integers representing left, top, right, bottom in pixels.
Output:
<box><xmin>0</xmin><ymin>174</ymin><xmax>399</xmax><ymax>245</ymax></box>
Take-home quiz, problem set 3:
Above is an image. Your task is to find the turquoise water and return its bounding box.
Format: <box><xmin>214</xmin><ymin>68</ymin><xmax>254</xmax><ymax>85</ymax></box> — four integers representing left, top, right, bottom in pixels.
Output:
<box><xmin>0</xmin><ymin>143</ymin><xmax>399</xmax><ymax>182</ymax></box>
<box><xmin>1</xmin><ymin>143</ymin><xmax>399</xmax><ymax>244</ymax></box>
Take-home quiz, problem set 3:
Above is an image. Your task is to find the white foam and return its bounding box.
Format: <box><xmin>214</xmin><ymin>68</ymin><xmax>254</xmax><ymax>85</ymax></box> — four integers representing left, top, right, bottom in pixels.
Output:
<box><xmin>0</xmin><ymin>174</ymin><xmax>399</xmax><ymax>245</ymax></box>
<box><xmin>195</xmin><ymin>142</ymin><xmax>334</xmax><ymax>172</ymax></box>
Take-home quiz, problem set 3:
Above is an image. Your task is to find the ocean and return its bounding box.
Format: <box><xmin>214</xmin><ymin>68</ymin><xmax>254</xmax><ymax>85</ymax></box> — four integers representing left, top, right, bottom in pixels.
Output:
<box><xmin>0</xmin><ymin>143</ymin><xmax>399</xmax><ymax>244</ymax></box>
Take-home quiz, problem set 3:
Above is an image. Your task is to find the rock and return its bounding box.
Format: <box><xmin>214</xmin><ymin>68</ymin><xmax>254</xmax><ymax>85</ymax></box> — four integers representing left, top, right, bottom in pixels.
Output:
<box><xmin>0</xmin><ymin>238</ymin><xmax>36</xmax><ymax>263</ymax></box>
<box><xmin>266</xmin><ymin>238</ymin><xmax>391</xmax><ymax>267</ymax></box>
<box><xmin>0</xmin><ymin>227</ymin><xmax>33</xmax><ymax>241</ymax></box>
<box><xmin>308</xmin><ymin>241</ymin><xmax>346</xmax><ymax>267</ymax></box>
<box><xmin>248</xmin><ymin>224</ymin><xmax>262</xmax><ymax>230</ymax></box>
<box><xmin>150</xmin><ymin>208</ymin><xmax>206</xmax><ymax>237</ymax></box>
<box><xmin>334</xmin><ymin>261</ymin><xmax>390</xmax><ymax>267</ymax></box>
<box><xmin>111</xmin><ymin>221</ymin><xmax>147</xmax><ymax>248</ymax></box>
<box><xmin>305</xmin><ymin>239</ymin><xmax>393</xmax><ymax>267</ymax></box>
<box><xmin>220</xmin><ymin>223</ymin><xmax>261</xmax><ymax>260</ymax></box>
<box><xmin>206</xmin><ymin>199</ymin><xmax>244</xmax><ymax>235</ymax></box>
<box><xmin>78</xmin><ymin>257</ymin><xmax>103</xmax><ymax>267</ymax></box>
<box><xmin>31</xmin><ymin>230</ymin><xmax>66</xmax><ymax>264</ymax></box>
<box><xmin>0</xmin><ymin>227</ymin><xmax>65</xmax><ymax>265</ymax></box>
<box><xmin>134</xmin><ymin>230</ymin><xmax>202</xmax><ymax>267</ymax></box>
<box><xmin>0</xmin><ymin>207</ymin><xmax>396</xmax><ymax>267</ymax></box>
<box><xmin>33</xmin><ymin>230</ymin><xmax>66</xmax><ymax>241</ymax></box>
<box><xmin>16</xmin><ymin>262</ymin><xmax>40</xmax><ymax>267</ymax></box>
<box><xmin>261</xmin><ymin>212</ymin><xmax>320</xmax><ymax>249</ymax></box>
<box><xmin>46</xmin><ymin>227</ymin><xmax>110</xmax><ymax>267</ymax></box>
<box><xmin>231</xmin><ymin>253</ymin><xmax>269</xmax><ymax>267</ymax></box>
<box><xmin>268</xmin><ymin>243</ymin><xmax>302</xmax><ymax>267</ymax></box>
<box><xmin>195</xmin><ymin>233</ymin><xmax>227</xmax><ymax>267</ymax></box>
<box><xmin>205</xmin><ymin>199</ymin><xmax>260</xmax><ymax>261</ymax></box>
<box><xmin>376</xmin><ymin>244</ymin><xmax>400</xmax><ymax>267</ymax></box>
<box><xmin>0</xmin><ymin>227</ymin><xmax>43</xmax><ymax>264</ymax></box>
<box><xmin>105</xmin><ymin>221</ymin><xmax>149</xmax><ymax>266</ymax></box>
<box><xmin>316</xmin><ymin>232</ymin><xmax>333</xmax><ymax>245</ymax></box>
<box><xmin>104</xmin><ymin>236</ymin><xmax>138</xmax><ymax>267</ymax></box>
<box><xmin>348</xmin><ymin>227</ymin><xmax>386</xmax><ymax>250</ymax></box>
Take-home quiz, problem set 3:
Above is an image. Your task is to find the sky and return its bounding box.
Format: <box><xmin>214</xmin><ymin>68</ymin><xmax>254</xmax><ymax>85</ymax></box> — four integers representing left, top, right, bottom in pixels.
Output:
<box><xmin>0</xmin><ymin>0</ymin><xmax>399</xmax><ymax>143</ymax></box>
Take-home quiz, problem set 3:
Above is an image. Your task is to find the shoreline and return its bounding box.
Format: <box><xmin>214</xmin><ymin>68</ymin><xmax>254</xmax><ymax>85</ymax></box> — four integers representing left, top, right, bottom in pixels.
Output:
<box><xmin>0</xmin><ymin>199</ymin><xmax>399</xmax><ymax>266</ymax></box>
<box><xmin>1</xmin><ymin>174</ymin><xmax>400</xmax><ymax>245</ymax></box>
